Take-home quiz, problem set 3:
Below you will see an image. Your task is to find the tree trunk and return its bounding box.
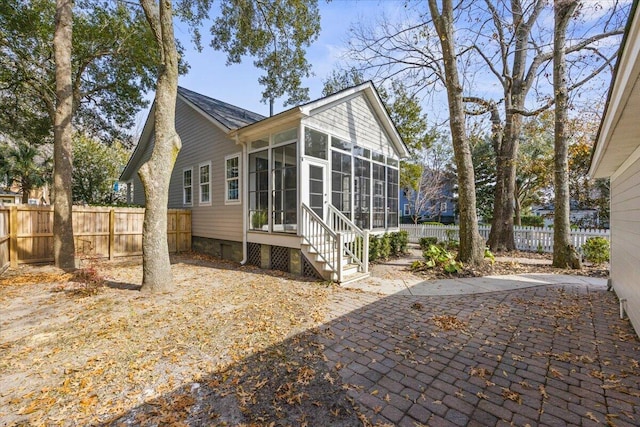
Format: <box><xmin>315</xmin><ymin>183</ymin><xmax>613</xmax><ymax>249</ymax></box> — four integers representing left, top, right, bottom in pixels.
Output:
<box><xmin>428</xmin><ymin>0</ymin><xmax>484</xmax><ymax>265</ymax></box>
<box><xmin>53</xmin><ymin>0</ymin><xmax>76</xmax><ymax>270</ymax></box>
<box><xmin>138</xmin><ymin>0</ymin><xmax>182</xmax><ymax>292</ymax></box>
<box><xmin>552</xmin><ymin>0</ymin><xmax>581</xmax><ymax>269</ymax></box>
<box><xmin>514</xmin><ymin>187</ymin><xmax>522</xmax><ymax>227</ymax></box>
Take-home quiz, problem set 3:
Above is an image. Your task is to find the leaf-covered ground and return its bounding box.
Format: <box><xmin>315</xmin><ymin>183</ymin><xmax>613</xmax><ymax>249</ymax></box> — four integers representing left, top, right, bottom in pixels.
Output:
<box><xmin>1</xmin><ymin>255</ymin><xmax>370</xmax><ymax>426</ymax></box>
<box><xmin>0</xmin><ymin>250</ymin><xmax>633</xmax><ymax>426</ymax></box>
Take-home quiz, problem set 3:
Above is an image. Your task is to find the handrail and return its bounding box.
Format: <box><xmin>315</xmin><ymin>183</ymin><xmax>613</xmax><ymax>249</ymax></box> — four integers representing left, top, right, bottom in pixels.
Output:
<box><xmin>328</xmin><ymin>205</ymin><xmax>369</xmax><ymax>274</ymax></box>
<box><xmin>301</xmin><ymin>204</ymin><xmax>340</xmax><ymax>276</ymax></box>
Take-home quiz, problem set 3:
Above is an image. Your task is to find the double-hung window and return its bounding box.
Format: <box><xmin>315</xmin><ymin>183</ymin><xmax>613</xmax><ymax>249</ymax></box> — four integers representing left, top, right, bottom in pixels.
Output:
<box><xmin>183</xmin><ymin>168</ymin><xmax>192</xmax><ymax>205</ymax></box>
<box><xmin>225</xmin><ymin>154</ymin><xmax>240</xmax><ymax>203</ymax></box>
<box><xmin>199</xmin><ymin>162</ymin><xmax>211</xmax><ymax>205</ymax></box>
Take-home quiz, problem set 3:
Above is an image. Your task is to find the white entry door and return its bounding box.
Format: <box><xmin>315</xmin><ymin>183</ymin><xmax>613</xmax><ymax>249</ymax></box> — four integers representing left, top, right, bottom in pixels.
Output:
<box><xmin>306</xmin><ymin>161</ymin><xmax>327</xmax><ymax>220</ymax></box>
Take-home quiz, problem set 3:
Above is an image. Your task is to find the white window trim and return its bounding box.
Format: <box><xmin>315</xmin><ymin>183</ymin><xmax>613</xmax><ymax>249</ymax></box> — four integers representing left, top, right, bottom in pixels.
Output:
<box><xmin>403</xmin><ymin>204</ymin><xmax>410</xmax><ymax>216</ymax></box>
<box><xmin>199</xmin><ymin>161</ymin><xmax>211</xmax><ymax>206</ymax></box>
<box><xmin>225</xmin><ymin>153</ymin><xmax>241</xmax><ymax>205</ymax></box>
<box><xmin>183</xmin><ymin>167</ymin><xmax>193</xmax><ymax>206</ymax></box>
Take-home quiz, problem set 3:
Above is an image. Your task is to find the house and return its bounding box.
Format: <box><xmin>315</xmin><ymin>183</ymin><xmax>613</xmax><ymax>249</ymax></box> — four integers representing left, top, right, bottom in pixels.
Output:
<box><xmin>0</xmin><ymin>190</ymin><xmax>21</xmax><ymax>206</ymax></box>
<box><xmin>589</xmin><ymin>1</ymin><xmax>640</xmax><ymax>336</ymax></box>
<box><xmin>120</xmin><ymin>82</ymin><xmax>409</xmax><ymax>283</ymax></box>
<box><xmin>400</xmin><ymin>185</ymin><xmax>456</xmax><ymax>225</ymax></box>
<box><xmin>531</xmin><ymin>203</ymin><xmax>600</xmax><ymax>228</ymax></box>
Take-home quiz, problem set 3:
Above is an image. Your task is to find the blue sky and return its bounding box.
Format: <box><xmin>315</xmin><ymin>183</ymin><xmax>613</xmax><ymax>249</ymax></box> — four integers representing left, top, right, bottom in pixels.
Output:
<box><xmin>171</xmin><ymin>0</ymin><xmax>403</xmax><ymax>117</ymax></box>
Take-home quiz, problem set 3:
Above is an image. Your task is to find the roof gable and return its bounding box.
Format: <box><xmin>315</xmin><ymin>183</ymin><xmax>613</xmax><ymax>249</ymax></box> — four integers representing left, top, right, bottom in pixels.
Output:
<box><xmin>177</xmin><ymin>86</ymin><xmax>265</xmax><ymax>130</ymax></box>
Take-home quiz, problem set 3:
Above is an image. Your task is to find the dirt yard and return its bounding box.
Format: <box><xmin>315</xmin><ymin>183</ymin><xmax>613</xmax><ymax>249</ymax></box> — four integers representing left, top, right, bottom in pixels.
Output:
<box><xmin>0</xmin><ymin>250</ymin><xmax>611</xmax><ymax>426</ymax></box>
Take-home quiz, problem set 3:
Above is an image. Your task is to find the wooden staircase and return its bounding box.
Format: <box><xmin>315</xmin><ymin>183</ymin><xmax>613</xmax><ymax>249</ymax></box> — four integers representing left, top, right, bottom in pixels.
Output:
<box><xmin>300</xmin><ymin>204</ymin><xmax>369</xmax><ymax>284</ymax></box>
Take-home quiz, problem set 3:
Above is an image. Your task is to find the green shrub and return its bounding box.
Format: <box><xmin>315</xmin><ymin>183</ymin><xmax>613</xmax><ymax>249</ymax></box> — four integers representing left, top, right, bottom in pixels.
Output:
<box><xmin>378</xmin><ymin>234</ymin><xmax>391</xmax><ymax>260</ymax></box>
<box><xmin>582</xmin><ymin>237</ymin><xmax>610</xmax><ymax>265</ymax></box>
<box><xmin>419</xmin><ymin>237</ymin><xmax>438</xmax><ymax>250</ymax></box>
<box><xmin>412</xmin><ymin>244</ymin><xmax>463</xmax><ymax>273</ymax></box>
<box><xmin>520</xmin><ymin>215</ymin><xmax>544</xmax><ymax>227</ymax></box>
<box><xmin>368</xmin><ymin>234</ymin><xmax>391</xmax><ymax>262</ymax></box>
<box><xmin>421</xmin><ymin>221</ymin><xmax>444</xmax><ymax>226</ymax></box>
<box><xmin>484</xmin><ymin>247</ymin><xmax>495</xmax><ymax>264</ymax></box>
<box><xmin>389</xmin><ymin>231</ymin><xmax>409</xmax><ymax>256</ymax></box>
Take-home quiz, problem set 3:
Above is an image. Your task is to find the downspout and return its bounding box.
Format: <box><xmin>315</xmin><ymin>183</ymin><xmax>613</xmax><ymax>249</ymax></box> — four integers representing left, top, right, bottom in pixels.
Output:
<box><xmin>236</xmin><ymin>135</ymin><xmax>248</xmax><ymax>265</ymax></box>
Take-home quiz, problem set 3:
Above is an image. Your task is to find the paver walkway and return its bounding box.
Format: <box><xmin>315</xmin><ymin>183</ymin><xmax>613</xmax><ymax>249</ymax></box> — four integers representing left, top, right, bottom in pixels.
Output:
<box><xmin>321</xmin><ymin>280</ymin><xmax>640</xmax><ymax>426</ymax></box>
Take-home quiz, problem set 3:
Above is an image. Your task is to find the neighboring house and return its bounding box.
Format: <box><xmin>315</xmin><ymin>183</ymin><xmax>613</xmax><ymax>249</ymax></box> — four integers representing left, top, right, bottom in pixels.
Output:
<box><xmin>400</xmin><ymin>185</ymin><xmax>456</xmax><ymax>224</ymax></box>
<box><xmin>531</xmin><ymin>203</ymin><xmax>600</xmax><ymax>228</ymax></box>
<box><xmin>589</xmin><ymin>1</ymin><xmax>640</xmax><ymax>336</ymax></box>
<box><xmin>121</xmin><ymin>82</ymin><xmax>409</xmax><ymax>283</ymax></box>
<box><xmin>0</xmin><ymin>190</ymin><xmax>21</xmax><ymax>206</ymax></box>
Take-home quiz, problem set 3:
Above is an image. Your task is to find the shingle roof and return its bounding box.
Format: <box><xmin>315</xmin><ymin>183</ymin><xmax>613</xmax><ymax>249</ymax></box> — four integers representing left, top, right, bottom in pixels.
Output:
<box><xmin>177</xmin><ymin>86</ymin><xmax>265</xmax><ymax>130</ymax></box>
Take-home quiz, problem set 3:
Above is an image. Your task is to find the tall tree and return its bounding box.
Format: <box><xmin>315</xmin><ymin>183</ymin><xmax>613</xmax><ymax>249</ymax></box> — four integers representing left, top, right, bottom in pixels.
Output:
<box><xmin>137</xmin><ymin>0</ymin><xmax>319</xmax><ymax>291</ymax></box>
<box><xmin>552</xmin><ymin>0</ymin><xmax>581</xmax><ymax>269</ymax></box>
<box><xmin>210</xmin><ymin>0</ymin><xmax>320</xmax><ymax>108</ymax></box>
<box><xmin>53</xmin><ymin>0</ymin><xmax>75</xmax><ymax>270</ymax></box>
<box><xmin>0</xmin><ymin>0</ymin><xmax>159</xmax><ymax>144</ymax></box>
<box><xmin>347</xmin><ymin>1</ymin><xmax>625</xmax><ymax>252</ymax></box>
<box><xmin>428</xmin><ymin>0</ymin><xmax>484</xmax><ymax>264</ymax></box>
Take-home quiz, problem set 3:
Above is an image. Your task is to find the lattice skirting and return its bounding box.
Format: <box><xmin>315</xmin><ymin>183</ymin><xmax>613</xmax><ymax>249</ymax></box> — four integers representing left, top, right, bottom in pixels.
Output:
<box><xmin>270</xmin><ymin>245</ymin><xmax>290</xmax><ymax>272</ymax></box>
<box><xmin>302</xmin><ymin>254</ymin><xmax>323</xmax><ymax>279</ymax></box>
<box><xmin>247</xmin><ymin>242</ymin><xmax>261</xmax><ymax>267</ymax></box>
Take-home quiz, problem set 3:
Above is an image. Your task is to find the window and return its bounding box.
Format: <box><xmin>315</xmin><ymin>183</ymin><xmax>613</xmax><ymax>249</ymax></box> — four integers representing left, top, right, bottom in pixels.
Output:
<box><xmin>354</xmin><ymin>157</ymin><xmax>370</xmax><ymax>229</ymax></box>
<box><xmin>272</xmin><ymin>143</ymin><xmax>297</xmax><ymax>232</ymax></box>
<box><xmin>225</xmin><ymin>155</ymin><xmax>240</xmax><ymax>203</ymax></box>
<box><xmin>199</xmin><ymin>162</ymin><xmax>211</xmax><ymax>205</ymax></box>
<box><xmin>332</xmin><ymin>150</ymin><xmax>352</xmax><ymax>217</ymax></box>
<box><xmin>387</xmin><ymin>167</ymin><xmax>399</xmax><ymax>228</ymax></box>
<box><xmin>304</xmin><ymin>128</ymin><xmax>328</xmax><ymax>160</ymax></box>
<box><xmin>403</xmin><ymin>204</ymin><xmax>410</xmax><ymax>216</ymax></box>
<box><xmin>249</xmin><ymin>151</ymin><xmax>269</xmax><ymax>231</ymax></box>
<box><xmin>440</xmin><ymin>201</ymin><xmax>447</xmax><ymax>212</ymax></box>
<box><xmin>372</xmin><ymin>163</ymin><xmax>386</xmax><ymax>228</ymax></box>
<box><xmin>274</xmin><ymin>128</ymin><xmax>297</xmax><ymax>145</ymax></box>
<box><xmin>331</xmin><ymin>136</ymin><xmax>352</xmax><ymax>152</ymax></box>
<box><xmin>183</xmin><ymin>168</ymin><xmax>192</xmax><ymax>205</ymax></box>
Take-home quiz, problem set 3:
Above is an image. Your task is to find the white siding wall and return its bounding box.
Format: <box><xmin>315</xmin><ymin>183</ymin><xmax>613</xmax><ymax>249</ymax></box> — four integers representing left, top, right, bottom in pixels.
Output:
<box><xmin>169</xmin><ymin>98</ymin><xmax>243</xmax><ymax>242</ymax></box>
<box><xmin>303</xmin><ymin>94</ymin><xmax>396</xmax><ymax>158</ymax></box>
<box><xmin>611</xmin><ymin>157</ymin><xmax>640</xmax><ymax>334</ymax></box>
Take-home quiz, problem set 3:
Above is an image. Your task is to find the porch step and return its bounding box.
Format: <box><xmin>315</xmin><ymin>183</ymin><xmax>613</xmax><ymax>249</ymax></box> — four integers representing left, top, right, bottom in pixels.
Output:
<box><xmin>339</xmin><ymin>271</ymin><xmax>371</xmax><ymax>286</ymax></box>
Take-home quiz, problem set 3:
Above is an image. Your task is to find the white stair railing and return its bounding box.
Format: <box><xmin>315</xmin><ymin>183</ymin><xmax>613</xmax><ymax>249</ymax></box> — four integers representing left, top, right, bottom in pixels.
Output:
<box><xmin>328</xmin><ymin>205</ymin><xmax>369</xmax><ymax>274</ymax></box>
<box><xmin>301</xmin><ymin>204</ymin><xmax>342</xmax><ymax>281</ymax></box>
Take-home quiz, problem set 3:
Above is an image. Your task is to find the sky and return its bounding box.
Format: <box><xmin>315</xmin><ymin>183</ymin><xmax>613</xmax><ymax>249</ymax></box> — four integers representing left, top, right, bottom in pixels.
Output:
<box><xmin>134</xmin><ymin>0</ymin><xmax>627</xmax><ymax>134</ymax></box>
<box><xmin>143</xmin><ymin>1</ymin><xmax>405</xmax><ymax>122</ymax></box>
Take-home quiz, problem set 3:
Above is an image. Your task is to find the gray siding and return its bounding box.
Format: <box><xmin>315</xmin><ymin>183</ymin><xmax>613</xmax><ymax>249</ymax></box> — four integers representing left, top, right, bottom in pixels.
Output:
<box><xmin>128</xmin><ymin>97</ymin><xmax>243</xmax><ymax>243</ymax></box>
<box><xmin>170</xmin><ymin>97</ymin><xmax>243</xmax><ymax>242</ymax></box>
<box><xmin>610</xmin><ymin>158</ymin><xmax>640</xmax><ymax>334</ymax></box>
<box><xmin>131</xmin><ymin>136</ymin><xmax>154</xmax><ymax>205</ymax></box>
<box><xmin>303</xmin><ymin>94</ymin><xmax>396</xmax><ymax>158</ymax></box>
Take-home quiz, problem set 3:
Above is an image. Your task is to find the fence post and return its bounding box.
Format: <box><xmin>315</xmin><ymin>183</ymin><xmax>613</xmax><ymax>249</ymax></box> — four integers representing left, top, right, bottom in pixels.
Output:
<box><xmin>9</xmin><ymin>206</ymin><xmax>18</xmax><ymax>268</ymax></box>
<box><xmin>109</xmin><ymin>208</ymin><xmax>115</xmax><ymax>260</ymax></box>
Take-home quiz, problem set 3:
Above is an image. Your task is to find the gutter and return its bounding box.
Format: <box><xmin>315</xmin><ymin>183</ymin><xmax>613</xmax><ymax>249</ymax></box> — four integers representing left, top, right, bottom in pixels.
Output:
<box><xmin>235</xmin><ymin>135</ymin><xmax>248</xmax><ymax>265</ymax></box>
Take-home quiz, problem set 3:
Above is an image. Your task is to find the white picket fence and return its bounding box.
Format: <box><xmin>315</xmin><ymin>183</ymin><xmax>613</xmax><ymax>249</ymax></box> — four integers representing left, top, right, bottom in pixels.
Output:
<box><xmin>400</xmin><ymin>224</ymin><xmax>610</xmax><ymax>253</ymax></box>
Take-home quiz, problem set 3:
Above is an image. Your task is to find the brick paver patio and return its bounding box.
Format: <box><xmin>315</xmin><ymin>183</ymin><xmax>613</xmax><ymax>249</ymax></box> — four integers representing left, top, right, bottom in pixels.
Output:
<box><xmin>320</xmin><ymin>283</ymin><xmax>640</xmax><ymax>426</ymax></box>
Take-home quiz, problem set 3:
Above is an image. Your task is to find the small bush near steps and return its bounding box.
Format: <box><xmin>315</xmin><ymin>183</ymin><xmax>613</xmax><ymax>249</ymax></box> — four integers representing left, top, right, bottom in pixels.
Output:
<box><xmin>368</xmin><ymin>231</ymin><xmax>409</xmax><ymax>262</ymax></box>
<box><xmin>582</xmin><ymin>237</ymin><xmax>610</xmax><ymax>265</ymax></box>
<box><xmin>411</xmin><ymin>244</ymin><xmax>463</xmax><ymax>274</ymax></box>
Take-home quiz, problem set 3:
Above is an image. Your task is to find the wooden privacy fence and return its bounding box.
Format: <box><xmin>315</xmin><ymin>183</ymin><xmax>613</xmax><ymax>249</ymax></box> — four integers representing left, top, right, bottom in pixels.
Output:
<box><xmin>0</xmin><ymin>206</ymin><xmax>191</xmax><ymax>270</ymax></box>
<box><xmin>400</xmin><ymin>224</ymin><xmax>610</xmax><ymax>253</ymax></box>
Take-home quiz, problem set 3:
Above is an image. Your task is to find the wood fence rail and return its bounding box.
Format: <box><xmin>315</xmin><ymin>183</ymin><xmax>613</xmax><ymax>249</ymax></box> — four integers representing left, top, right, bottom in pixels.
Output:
<box><xmin>400</xmin><ymin>224</ymin><xmax>610</xmax><ymax>253</ymax></box>
<box><xmin>0</xmin><ymin>206</ymin><xmax>191</xmax><ymax>272</ymax></box>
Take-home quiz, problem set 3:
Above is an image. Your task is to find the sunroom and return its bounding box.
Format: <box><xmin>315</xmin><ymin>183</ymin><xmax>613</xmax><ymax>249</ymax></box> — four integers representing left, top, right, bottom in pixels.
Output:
<box><xmin>232</xmin><ymin>82</ymin><xmax>409</xmax><ymax>282</ymax></box>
